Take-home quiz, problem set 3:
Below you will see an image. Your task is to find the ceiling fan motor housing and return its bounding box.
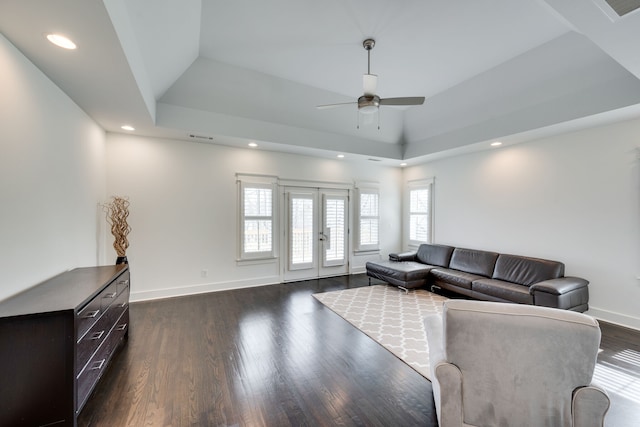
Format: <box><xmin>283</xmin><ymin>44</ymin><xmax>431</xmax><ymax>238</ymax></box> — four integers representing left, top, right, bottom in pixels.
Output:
<box><xmin>358</xmin><ymin>95</ymin><xmax>380</xmax><ymax>113</ymax></box>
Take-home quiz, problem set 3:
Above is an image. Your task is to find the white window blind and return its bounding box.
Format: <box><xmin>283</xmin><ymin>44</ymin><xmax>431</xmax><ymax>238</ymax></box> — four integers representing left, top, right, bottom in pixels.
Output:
<box><xmin>355</xmin><ymin>184</ymin><xmax>379</xmax><ymax>251</ymax></box>
<box><xmin>324</xmin><ymin>197</ymin><xmax>345</xmax><ymax>262</ymax></box>
<box><xmin>408</xmin><ymin>179</ymin><xmax>434</xmax><ymax>246</ymax></box>
<box><xmin>237</xmin><ymin>175</ymin><xmax>277</xmax><ymax>261</ymax></box>
<box><xmin>244</xmin><ymin>187</ymin><xmax>273</xmax><ymax>253</ymax></box>
<box><xmin>290</xmin><ymin>197</ymin><xmax>314</xmax><ymax>265</ymax></box>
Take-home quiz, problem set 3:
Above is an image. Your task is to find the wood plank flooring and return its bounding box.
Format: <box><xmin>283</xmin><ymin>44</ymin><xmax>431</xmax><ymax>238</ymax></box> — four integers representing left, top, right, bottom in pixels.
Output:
<box><xmin>78</xmin><ymin>274</ymin><xmax>640</xmax><ymax>426</ymax></box>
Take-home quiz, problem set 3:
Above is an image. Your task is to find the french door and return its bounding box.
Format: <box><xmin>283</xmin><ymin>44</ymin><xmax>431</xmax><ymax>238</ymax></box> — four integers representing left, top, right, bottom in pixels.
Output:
<box><xmin>283</xmin><ymin>187</ymin><xmax>349</xmax><ymax>282</ymax></box>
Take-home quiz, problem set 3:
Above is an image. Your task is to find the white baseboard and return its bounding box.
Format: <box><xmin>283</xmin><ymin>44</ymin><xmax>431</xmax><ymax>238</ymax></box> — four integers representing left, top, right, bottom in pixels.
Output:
<box><xmin>350</xmin><ymin>266</ymin><xmax>367</xmax><ymax>274</ymax></box>
<box><xmin>587</xmin><ymin>306</ymin><xmax>640</xmax><ymax>331</ymax></box>
<box><xmin>130</xmin><ymin>275</ymin><xmax>281</xmax><ymax>302</ymax></box>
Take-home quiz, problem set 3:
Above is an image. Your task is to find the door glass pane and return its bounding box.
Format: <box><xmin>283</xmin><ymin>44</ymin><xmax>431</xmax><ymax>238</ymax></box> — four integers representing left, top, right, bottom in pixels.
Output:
<box><xmin>291</xmin><ymin>198</ymin><xmax>314</xmax><ymax>265</ymax></box>
<box><xmin>324</xmin><ymin>198</ymin><xmax>345</xmax><ymax>262</ymax></box>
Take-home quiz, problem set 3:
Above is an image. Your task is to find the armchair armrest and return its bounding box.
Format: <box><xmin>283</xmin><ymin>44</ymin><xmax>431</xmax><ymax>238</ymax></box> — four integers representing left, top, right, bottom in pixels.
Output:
<box><xmin>424</xmin><ymin>315</ymin><xmax>445</xmax><ymax>371</ymax></box>
<box><xmin>529</xmin><ymin>277</ymin><xmax>589</xmax><ymax>295</ymax></box>
<box><xmin>425</xmin><ymin>315</ymin><xmax>464</xmax><ymax>426</ymax></box>
<box><xmin>389</xmin><ymin>251</ymin><xmax>417</xmax><ymax>262</ymax></box>
<box><xmin>572</xmin><ymin>385</ymin><xmax>610</xmax><ymax>427</ymax></box>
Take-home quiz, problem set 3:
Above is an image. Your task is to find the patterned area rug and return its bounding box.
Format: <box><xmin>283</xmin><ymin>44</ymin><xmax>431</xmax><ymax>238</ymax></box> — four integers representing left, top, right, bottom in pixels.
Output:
<box><xmin>313</xmin><ymin>285</ymin><xmax>448</xmax><ymax>380</ymax></box>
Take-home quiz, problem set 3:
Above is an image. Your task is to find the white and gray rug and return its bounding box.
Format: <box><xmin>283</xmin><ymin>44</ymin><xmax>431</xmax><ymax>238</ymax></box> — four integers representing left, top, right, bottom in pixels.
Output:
<box><xmin>313</xmin><ymin>285</ymin><xmax>448</xmax><ymax>380</ymax></box>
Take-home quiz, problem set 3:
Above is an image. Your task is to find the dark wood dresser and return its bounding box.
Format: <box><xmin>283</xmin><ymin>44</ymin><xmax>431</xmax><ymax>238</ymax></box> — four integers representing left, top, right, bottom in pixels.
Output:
<box><xmin>0</xmin><ymin>265</ymin><xmax>130</xmax><ymax>426</ymax></box>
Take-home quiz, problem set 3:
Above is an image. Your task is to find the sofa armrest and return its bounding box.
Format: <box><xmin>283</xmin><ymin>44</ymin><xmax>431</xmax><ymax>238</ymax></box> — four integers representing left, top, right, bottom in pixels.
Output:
<box><xmin>572</xmin><ymin>385</ymin><xmax>610</xmax><ymax>427</ymax></box>
<box><xmin>529</xmin><ymin>277</ymin><xmax>589</xmax><ymax>295</ymax></box>
<box><xmin>389</xmin><ymin>251</ymin><xmax>417</xmax><ymax>262</ymax></box>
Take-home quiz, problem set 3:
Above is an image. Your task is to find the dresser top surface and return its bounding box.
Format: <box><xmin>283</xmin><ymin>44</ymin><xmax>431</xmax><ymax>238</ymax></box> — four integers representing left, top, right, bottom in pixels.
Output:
<box><xmin>0</xmin><ymin>265</ymin><xmax>129</xmax><ymax>318</ymax></box>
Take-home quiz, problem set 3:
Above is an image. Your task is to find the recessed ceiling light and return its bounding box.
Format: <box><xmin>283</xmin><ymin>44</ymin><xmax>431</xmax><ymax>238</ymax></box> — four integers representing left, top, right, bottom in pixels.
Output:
<box><xmin>248</xmin><ymin>142</ymin><xmax>258</xmax><ymax>148</ymax></box>
<box><xmin>337</xmin><ymin>154</ymin><xmax>345</xmax><ymax>158</ymax></box>
<box><xmin>491</xmin><ymin>141</ymin><xmax>503</xmax><ymax>147</ymax></box>
<box><xmin>400</xmin><ymin>162</ymin><xmax>407</xmax><ymax>167</ymax></box>
<box><xmin>121</xmin><ymin>125</ymin><xmax>135</xmax><ymax>131</ymax></box>
<box><xmin>46</xmin><ymin>33</ymin><xmax>76</xmax><ymax>50</ymax></box>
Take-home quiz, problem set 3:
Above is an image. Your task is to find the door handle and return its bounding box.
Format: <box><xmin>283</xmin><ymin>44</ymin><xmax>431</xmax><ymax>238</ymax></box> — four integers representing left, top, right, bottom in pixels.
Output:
<box><xmin>320</xmin><ymin>229</ymin><xmax>331</xmax><ymax>249</ymax></box>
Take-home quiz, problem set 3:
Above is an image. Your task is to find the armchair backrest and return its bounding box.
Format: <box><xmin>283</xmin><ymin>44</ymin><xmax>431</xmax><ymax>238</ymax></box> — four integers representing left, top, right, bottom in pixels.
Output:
<box><xmin>441</xmin><ymin>300</ymin><xmax>601</xmax><ymax>426</ymax></box>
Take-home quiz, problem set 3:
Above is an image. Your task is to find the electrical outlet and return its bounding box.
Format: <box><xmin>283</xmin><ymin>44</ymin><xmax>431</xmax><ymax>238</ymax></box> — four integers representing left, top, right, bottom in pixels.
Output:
<box><xmin>201</xmin><ymin>269</ymin><xmax>208</xmax><ymax>278</ymax></box>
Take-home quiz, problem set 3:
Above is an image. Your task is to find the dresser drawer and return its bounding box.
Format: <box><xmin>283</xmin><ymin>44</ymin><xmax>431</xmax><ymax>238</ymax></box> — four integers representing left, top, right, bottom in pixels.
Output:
<box><xmin>76</xmin><ymin>289</ymin><xmax>129</xmax><ymax>375</ymax></box>
<box><xmin>76</xmin><ymin>307</ymin><xmax>129</xmax><ymax>412</ymax></box>
<box><xmin>76</xmin><ymin>280</ymin><xmax>118</xmax><ymax>339</ymax></box>
<box><xmin>115</xmin><ymin>270</ymin><xmax>130</xmax><ymax>295</ymax></box>
<box><xmin>76</xmin><ymin>297</ymin><xmax>103</xmax><ymax>340</ymax></box>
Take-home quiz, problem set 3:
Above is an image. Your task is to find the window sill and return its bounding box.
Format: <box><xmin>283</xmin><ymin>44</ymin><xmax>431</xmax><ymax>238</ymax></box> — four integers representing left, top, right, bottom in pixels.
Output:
<box><xmin>236</xmin><ymin>256</ymin><xmax>278</xmax><ymax>266</ymax></box>
<box><xmin>353</xmin><ymin>249</ymin><xmax>380</xmax><ymax>255</ymax></box>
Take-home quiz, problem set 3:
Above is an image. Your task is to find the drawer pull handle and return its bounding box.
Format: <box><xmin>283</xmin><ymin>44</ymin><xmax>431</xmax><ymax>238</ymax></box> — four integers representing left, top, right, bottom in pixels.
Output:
<box><xmin>119</xmin><ymin>302</ymin><xmax>128</xmax><ymax>309</ymax></box>
<box><xmin>89</xmin><ymin>359</ymin><xmax>105</xmax><ymax>371</ymax></box>
<box><xmin>84</xmin><ymin>310</ymin><xmax>99</xmax><ymax>319</ymax></box>
<box><xmin>116</xmin><ymin>323</ymin><xmax>128</xmax><ymax>331</ymax></box>
<box><xmin>119</xmin><ymin>279</ymin><xmax>130</xmax><ymax>286</ymax></box>
<box><xmin>104</xmin><ymin>292</ymin><xmax>117</xmax><ymax>299</ymax></box>
<box><xmin>89</xmin><ymin>330</ymin><xmax>105</xmax><ymax>340</ymax></box>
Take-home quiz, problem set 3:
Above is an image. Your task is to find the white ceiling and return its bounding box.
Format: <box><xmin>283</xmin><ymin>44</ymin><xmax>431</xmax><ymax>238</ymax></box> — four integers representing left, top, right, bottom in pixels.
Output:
<box><xmin>2</xmin><ymin>0</ymin><xmax>640</xmax><ymax>164</ymax></box>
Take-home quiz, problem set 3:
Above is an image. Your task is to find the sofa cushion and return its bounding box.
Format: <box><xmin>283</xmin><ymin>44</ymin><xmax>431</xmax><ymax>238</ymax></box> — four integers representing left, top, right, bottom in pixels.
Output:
<box><xmin>430</xmin><ymin>268</ymin><xmax>486</xmax><ymax>290</ymax></box>
<box><xmin>493</xmin><ymin>254</ymin><xmax>565</xmax><ymax>287</ymax></box>
<box><xmin>416</xmin><ymin>244</ymin><xmax>455</xmax><ymax>267</ymax></box>
<box><xmin>449</xmin><ymin>248</ymin><xmax>499</xmax><ymax>277</ymax></box>
<box><xmin>472</xmin><ymin>278</ymin><xmax>533</xmax><ymax>304</ymax></box>
<box><xmin>366</xmin><ymin>260</ymin><xmax>434</xmax><ymax>283</ymax></box>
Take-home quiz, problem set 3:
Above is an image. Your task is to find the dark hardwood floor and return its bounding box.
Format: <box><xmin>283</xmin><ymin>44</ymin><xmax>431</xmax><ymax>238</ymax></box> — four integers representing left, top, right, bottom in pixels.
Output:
<box><xmin>79</xmin><ymin>274</ymin><xmax>640</xmax><ymax>426</ymax></box>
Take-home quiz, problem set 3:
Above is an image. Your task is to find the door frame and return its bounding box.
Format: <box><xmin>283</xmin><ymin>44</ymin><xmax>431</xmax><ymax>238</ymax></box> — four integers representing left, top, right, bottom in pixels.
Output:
<box><xmin>279</xmin><ymin>180</ymin><xmax>353</xmax><ymax>282</ymax></box>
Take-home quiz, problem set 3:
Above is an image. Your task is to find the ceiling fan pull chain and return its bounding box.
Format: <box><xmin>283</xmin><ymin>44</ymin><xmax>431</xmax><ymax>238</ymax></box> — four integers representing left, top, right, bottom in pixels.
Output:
<box><xmin>378</xmin><ymin>110</ymin><xmax>380</xmax><ymax>130</ymax></box>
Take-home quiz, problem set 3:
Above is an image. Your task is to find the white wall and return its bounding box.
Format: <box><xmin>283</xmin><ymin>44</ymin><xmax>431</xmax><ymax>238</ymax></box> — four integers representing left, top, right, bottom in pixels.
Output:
<box><xmin>0</xmin><ymin>34</ymin><xmax>106</xmax><ymax>301</ymax></box>
<box><xmin>105</xmin><ymin>133</ymin><xmax>402</xmax><ymax>301</ymax></box>
<box><xmin>403</xmin><ymin>118</ymin><xmax>640</xmax><ymax>329</ymax></box>
<box><xmin>4</xmin><ymin>28</ymin><xmax>638</xmax><ymax>330</ymax></box>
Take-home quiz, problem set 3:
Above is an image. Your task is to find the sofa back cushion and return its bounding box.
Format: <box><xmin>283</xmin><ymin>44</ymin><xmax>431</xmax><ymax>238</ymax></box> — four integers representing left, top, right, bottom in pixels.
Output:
<box><xmin>493</xmin><ymin>254</ymin><xmax>565</xmax><ymax>286</ymax></box>
<box><xmin>449</xmin><ymin>248</ymin><xmax>499</xmax><ymax>277</ymax></box>
<box><xmin>416</xmin><ymin>244</ymin><xmax>455</xmax><ymax>267</ymax></box>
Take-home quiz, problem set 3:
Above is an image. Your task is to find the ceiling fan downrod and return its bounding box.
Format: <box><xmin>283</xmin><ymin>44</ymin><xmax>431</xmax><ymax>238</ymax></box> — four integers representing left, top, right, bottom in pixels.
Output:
<box><xmin>363</xmin><ymin>38</ymin><xmax>375</xmax><ymax>75</ymax></box>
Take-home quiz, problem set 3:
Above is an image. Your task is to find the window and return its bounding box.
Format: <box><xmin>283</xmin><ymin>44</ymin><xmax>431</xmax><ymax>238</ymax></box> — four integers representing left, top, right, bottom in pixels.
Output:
<box><xmin>408</xmin><ymin>179</ymin><xmax>433</xmax><ymax>247</ymax></box>
<box><xmin>356</xmin><ymin>186</ymin><xmax>379</xmax><ymax>251</ymax></box>
<box><xmin>238</xmin><ymin>176</ymin><xmax>277</xmax><ymax>260</ymax></box>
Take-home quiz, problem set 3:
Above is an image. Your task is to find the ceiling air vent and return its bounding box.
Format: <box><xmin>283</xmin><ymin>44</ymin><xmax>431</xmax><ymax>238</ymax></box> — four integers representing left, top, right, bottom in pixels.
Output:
<box><xmin>604</xmin><ymin>0</ymin><xmax>640</xmax><ymax>16</ymax></box>
<box><xmin>189</xmin><ymin>134</ymin><xmax>213</xmax><ymax>141</ymax></box>
<box><xmin>367</xmin><ymin>158</ymin><xmax>381</xmax><ymax>162</ymax></box>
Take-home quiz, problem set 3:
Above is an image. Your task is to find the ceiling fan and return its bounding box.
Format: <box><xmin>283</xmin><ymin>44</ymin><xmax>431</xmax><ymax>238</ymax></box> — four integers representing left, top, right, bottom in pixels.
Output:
<box><xmin>317</xmin><ymin>38</ymin><xmax>425</xmax><ymax>114</ymax></box>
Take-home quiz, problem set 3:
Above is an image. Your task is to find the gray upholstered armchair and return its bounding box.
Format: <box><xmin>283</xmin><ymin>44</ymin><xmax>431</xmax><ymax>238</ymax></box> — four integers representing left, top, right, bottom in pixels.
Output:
<box><xmin>424</xmin><ymin>300</ymin><xmax>609</xmax><ymax>427</ymax></box>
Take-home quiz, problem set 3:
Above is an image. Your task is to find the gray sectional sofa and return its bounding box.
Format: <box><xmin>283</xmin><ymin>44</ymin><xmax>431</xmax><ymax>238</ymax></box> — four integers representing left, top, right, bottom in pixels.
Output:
<box><xmin>365</xmin><ymin>244</ymin><xmax>589</xmax><ymax>312</ymax></box>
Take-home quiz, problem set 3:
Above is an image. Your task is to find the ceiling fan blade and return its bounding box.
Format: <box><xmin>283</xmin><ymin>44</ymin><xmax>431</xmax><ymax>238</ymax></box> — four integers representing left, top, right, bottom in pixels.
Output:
<box><xmin>316</xmin><ymin>102</ymin><xmax>357</xmax><ymax>110</ymax></box>
<box><xmin>363</xmin><ymin>74</ymin><xmax>378</xmax><ymax>96</ymax></box>
<box><xmin>379</xmin><ymin>96</ymin><xmax>425</xmax><ymax>106</ymax></box>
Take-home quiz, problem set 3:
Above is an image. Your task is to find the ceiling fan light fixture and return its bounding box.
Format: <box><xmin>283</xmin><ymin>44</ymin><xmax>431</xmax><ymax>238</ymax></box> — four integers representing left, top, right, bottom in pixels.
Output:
<box><xmin>360</xmin><ymin>105</ymin><xmax>378</xmax><ymax>114</ymax></box>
